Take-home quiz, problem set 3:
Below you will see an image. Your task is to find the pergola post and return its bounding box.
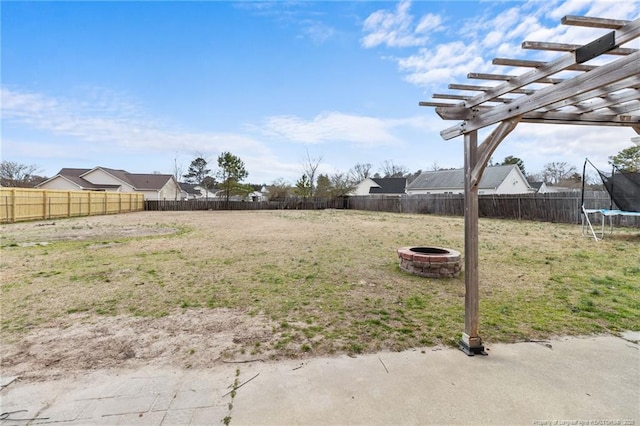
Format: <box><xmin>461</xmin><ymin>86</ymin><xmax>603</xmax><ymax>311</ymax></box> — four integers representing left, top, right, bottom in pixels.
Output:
<box><xmin>419</xmin><ymin>15</ymin><xmax>640</xmax><ymax>357</ymax></box>
<box><xmin>460</xmin><ymin>130</ymin><xmax>486</xmax><ymax>356</ymax></box>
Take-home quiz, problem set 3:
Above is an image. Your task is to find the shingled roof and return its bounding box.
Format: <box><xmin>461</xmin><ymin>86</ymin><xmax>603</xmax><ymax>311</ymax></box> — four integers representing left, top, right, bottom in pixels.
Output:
<box><xmin>407</xmin><ymin>165</ymin><xmax>524</xmax><ymax>191</ymax></box>
<box><xmin>369</xmin><ymin>178</ymin><xmax>407</xmax><ymax>194</ymax></box>
<box><xmin>41</xmin><ymin>167</ymin><xmax>174</xmax><ymax>191</ymax></box>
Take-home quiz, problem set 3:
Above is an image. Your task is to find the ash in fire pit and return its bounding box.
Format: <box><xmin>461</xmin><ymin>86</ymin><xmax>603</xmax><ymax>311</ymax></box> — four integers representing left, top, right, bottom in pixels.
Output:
<box><xmin>397</xmin><ymin>246</ymin><xmax>461</xmax><ymax>278</ymax></box>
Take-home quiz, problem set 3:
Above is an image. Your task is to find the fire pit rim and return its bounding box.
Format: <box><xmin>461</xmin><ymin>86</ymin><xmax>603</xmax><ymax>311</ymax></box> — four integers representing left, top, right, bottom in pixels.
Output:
<box><xmin>397</xmin><ymin>246</ymin><xmax>462</xmax><ymax>278</ymax></box>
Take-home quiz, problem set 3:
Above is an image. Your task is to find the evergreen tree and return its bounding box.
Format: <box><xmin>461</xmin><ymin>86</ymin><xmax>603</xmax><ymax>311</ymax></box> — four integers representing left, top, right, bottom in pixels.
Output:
<box><xmin>216</xmin><ymin>152</ymin><xmax>248</xmax><ymax>203</ymax></box>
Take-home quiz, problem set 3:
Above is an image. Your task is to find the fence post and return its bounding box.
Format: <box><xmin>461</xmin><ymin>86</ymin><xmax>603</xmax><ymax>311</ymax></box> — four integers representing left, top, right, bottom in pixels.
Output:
<box><xmin>11</xmin><ymin>188</ymin><xmax>17</xmax><ymax>223</ymax></box>
<box><xmin>42</xmin><ymin>191</ymin><xmax>47</xmax><ymax>220</ymax></box>
<box><xmin>68</xmin><ymin>191</ymin><xmax>72</xmax><ymax>218</ymax></box>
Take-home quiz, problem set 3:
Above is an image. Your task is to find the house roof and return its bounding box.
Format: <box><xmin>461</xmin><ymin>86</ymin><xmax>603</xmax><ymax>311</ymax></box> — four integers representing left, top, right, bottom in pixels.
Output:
<box><xmin>40</xmin><ymin>167</ymin><xmax>175</xmax><ymax>191</ymax></box>
<box><xmin>369</xmin><ymin>178</ymin><xmax>407</xmax><ymax>194</ymax></box>
<box><xmin>407</xmin><ymin>165</ymin><xmax>524</xmax><ymax>190</ymax></box>
<box><xmin>179</xmin><ymin>182</ymin><xmax>202</xmax><ymax>195</ymax></box>
<box><xmin>127</xmin><ymin>173</ymin><xmax>174</xmax><ymax>190</ymax></box>
<box><xmin>529</xmin><ymin>182</ymin><xmax>545</xmax><ymax>191</ymax></box>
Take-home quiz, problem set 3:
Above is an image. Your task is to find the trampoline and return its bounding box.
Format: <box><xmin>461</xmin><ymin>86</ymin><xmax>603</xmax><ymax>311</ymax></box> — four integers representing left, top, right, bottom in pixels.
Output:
<box><xmin>581</xmin><ymin>159</ymin><xmax>640</xmax><ymax>241</ymax></box>
<box><xmin>582</xmin><ymin>208</ymin><xmax>640</xmax><ymax>240</ymax></box>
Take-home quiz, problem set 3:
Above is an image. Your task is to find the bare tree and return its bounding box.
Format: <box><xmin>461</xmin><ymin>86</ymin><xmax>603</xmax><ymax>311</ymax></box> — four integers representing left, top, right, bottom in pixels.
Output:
<box><xmin>267</xmin><ymin>178</ymin><xmax>291</xmax><ymax>201</ymax></box>
<box><xmin>379</xmin><ymin>160</ymin><xmax>408</xmax><ymax>178</ymax></box>
<box><xmin>173</xmin><ymin>157</ymin><xmax>184</xmax><ymax>200</ymax></box>
<box><xmin>541</xmin><ymin>161</ymin><xmax>577</xmax><ymax>185</ymax></box>
<box><xmin>349</xmin><ymin>163</ymin><xmax>372</xmax><ymax>182</ymax></box>
<box><xmin>302</xmin><ymin>148</ymin><xmax>322</xmax><ymax>196</ymax></box>
<box><xmin>329</xmin><ymin>172</ymin><xmax>356</xmax><ymax>197</ymax></box>
<box><xmin>0</xmin><ymin>161</ymin><xmax>43</xmax><ymax>187</ymax></box>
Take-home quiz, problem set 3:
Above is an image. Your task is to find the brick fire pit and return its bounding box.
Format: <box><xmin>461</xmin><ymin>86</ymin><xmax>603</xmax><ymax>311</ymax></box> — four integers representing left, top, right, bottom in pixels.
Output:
<box><xmin>397</xmin><ymin>246</ymin><xmax>462</xmax><ymax>278</ymax></box>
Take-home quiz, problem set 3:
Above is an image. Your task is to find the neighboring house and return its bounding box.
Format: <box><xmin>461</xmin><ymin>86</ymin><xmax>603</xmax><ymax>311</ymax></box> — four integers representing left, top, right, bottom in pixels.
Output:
<box><xmin>192</xmin><ymin>185</ymin><xmax>218</xmax><ymax>199</ymax></box>
<box><xmin>36</xmin><ymin>167</ymin><xmax>181</xmax><ymax>200</ymax></box>
<box><xmin>406</xmin><ymin>165</ymin><xmax>533</xmax><ymax>195</ymax></box>
<box><xmin>249</xmin><ymin>186</ymin><xmax>269</xmax><ymax>202</ymax></box>
<box><xmin>529</xmin><ymin>182</ymin><xmax>550</xmax><ymax>193</ymax></box>
<box><xmin>179</xmin><ymin>182</ymin><xmax>202</xmax><ymax>200</ymax></box>
<box><xmin>212</xmin><ymin>188</ymin><xmax>265</xmax><ymax>202</ymax></box>
<box><xmin>530</xmin><ymin>182</ymin><xmax>580</xmax><ymax>193</ymax></box>
<box><xmin>351</xmin><ymin>178</ymin><xmax>407</xmax><ymax>196</ymax></box>
<box><xmin>539</xmin><ymin>185</ymin><xmax>580</xmax><ymax>193</ymax></box>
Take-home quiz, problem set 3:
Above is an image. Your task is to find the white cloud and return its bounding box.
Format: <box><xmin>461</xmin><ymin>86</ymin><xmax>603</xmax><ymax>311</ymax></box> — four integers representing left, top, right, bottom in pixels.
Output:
<box><xmin>361</xmin><ymin>0</ymin><xmax>443</xmax><ymax>48</ymax></box>
<box><xmin>1</xmin><ymin>86</ymin><xmax>269</xmax><ymax>165</ymax></box>
<box><xmin>397</xmin><ymin>41</ymin><xmax>490</xmax><ymax>88</ymax></box>
<box><xmin>415</xmin><ymin>13</ymin><xmax>443</xmax><ymax>35</ymax></box>
<box><xmin>376</xmin><ymin>0</ymin><xmax>640</xmax><ymax>89</ymax></box>
<box><xmin>259</xmin><ymin>111</ymin><xmax>404</xmax><ymax>146</ymax></box>
<box><xmin>300</xmin><ymin>21</ymin><xmax>335</xmax><ymax>44</ymax></box>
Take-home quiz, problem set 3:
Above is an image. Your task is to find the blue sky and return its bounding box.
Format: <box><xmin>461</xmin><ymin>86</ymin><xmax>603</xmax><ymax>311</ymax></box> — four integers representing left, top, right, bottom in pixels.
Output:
<box><xmin>2</xmin><ymin>0</ymin><xmax>639</xmax><ymax>184</ymax></box>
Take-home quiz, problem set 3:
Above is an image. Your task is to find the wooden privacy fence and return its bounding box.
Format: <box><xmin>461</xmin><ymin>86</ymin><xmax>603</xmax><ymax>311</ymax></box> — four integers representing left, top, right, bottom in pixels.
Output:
<box><xmin>0</xmin><ymin>188</ymin><xmax>145</xmax><ymax>223</ymax></box>
<box><xmin>346</xmin><ymin>192</ymin><xmax>640</xmax><ymax>227</ymax></box>
<box><xmin>145</xmin><ymin>197</ymin><xmax>348</xmax><ymax>211</ymax></box>
<box><xmin>144</xmin><ymin>191</ymin><xmax>639</xmax><ymax>227</ymax></box>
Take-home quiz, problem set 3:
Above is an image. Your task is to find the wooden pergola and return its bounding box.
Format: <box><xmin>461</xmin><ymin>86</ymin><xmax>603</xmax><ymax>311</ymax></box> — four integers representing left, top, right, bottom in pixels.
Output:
<box><xmin>420</xmin><ymin>15</ymin><xmax>640</xmax><ymax>355</ymax></box>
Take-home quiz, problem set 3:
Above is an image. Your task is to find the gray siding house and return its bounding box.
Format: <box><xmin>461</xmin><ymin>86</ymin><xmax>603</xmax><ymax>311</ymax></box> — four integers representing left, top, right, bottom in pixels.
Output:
<box><xmin>406</xmin><ymin>165</ymin><xmax>532</xmax><ymax>195</ymax></box>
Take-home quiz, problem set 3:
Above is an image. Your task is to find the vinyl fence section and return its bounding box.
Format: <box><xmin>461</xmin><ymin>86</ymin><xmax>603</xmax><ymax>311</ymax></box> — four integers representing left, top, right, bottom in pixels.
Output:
<box><xmin>0</xmin><ymin>188</ymin><xmax>145</xmax><ymax>223</ymax></box>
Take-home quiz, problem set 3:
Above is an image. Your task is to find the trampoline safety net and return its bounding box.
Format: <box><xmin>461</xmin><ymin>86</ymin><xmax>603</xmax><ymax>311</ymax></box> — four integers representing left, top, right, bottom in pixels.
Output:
<box><xmin>598</xmin><ymin>169</ymin><xmax>640</xmax><ymax>212</ymax></box>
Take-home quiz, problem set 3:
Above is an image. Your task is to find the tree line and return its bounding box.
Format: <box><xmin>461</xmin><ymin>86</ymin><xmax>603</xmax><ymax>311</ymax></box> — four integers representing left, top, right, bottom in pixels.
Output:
<box><xmin>2</xmin><ymin>145</ymin><xmax>638</xmax><ymax>196</ymax></box>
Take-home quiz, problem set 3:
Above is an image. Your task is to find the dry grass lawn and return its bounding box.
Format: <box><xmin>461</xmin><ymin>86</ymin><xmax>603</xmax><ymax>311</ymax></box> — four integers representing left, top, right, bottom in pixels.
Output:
<box><xmin>1</xmin><ymin>209</ymin><xmax>639</xmax><ymax>380</ymax></box>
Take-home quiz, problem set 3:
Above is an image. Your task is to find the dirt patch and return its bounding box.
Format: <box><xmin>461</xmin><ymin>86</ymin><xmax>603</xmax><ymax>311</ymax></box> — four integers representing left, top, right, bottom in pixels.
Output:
<box><xmin>0</xmin><ymin>309</ymin><xmax>279</xmax><ymax>382</ymax></box>
<box><xmin>1</xmin><ymin>216</ymin><xmax>178</xmax><ymax>246</ymax></box>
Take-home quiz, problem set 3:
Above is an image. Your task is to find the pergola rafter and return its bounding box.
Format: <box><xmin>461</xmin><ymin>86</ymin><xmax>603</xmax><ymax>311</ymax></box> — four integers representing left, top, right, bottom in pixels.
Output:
<box><xmin>419</xmin><ymin>15</ymin><xmax>640</xmax><ymax>356</ymax></box>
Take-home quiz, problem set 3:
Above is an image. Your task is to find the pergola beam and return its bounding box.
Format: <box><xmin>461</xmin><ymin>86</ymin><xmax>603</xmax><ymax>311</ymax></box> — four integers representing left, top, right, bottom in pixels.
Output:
<box><xmin>493</xmin><ymin>57</ymin><xmax>596</xmax><ymax>72</ymax></box>
<box><xmin>537</xmin><ymin>76</ymin><xmax>640</xmax><ymax>112</ymax></box>
<box><xmin>522</xmin><ymin>111</ymin><xmax>639</xmax><ymax>124</ymax></box>
<box><xmin>448</xmin><ymin>83</ymin><xmax>536</xmax><ymax>95</ymax></box>
<box><xmin>467</xmin><ymin>72</ymin><xmax>564</xmax><ymax>85</ymax></box>
<box><xmin>521</xmin><ymin>41</ymin><xmax>637</xmax><ymax>56</ymax></box>
<box><xmin>439</xmin><ymin>51</ymin><xmax>640</xmax><ymax>139</ymax></box>
<box><xmin>562</xmin><ymin>15</ymin><xmax>630</xmax><ymax>29</ymax></box>
<box><xmin>433</xmin><ymin>93</ymin><xmax>515</xmax><ymax>104</ymax></box>
<box><xmin>458</xmin><ymin>19</ymin><xmax>640</xmax><ymax>109</ymax></box>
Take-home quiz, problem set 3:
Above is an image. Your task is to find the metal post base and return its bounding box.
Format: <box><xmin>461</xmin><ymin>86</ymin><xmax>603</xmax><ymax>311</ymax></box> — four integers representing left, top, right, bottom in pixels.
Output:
<box><xmin>459</xmin><ymin>339</ymin><xmax>488</xmax><ymax>356</ymax></box>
